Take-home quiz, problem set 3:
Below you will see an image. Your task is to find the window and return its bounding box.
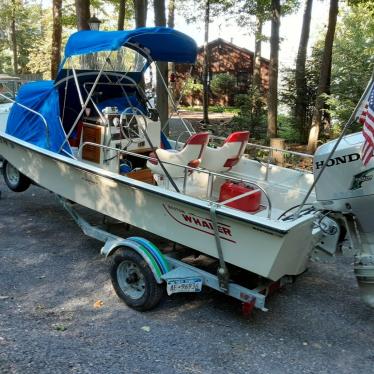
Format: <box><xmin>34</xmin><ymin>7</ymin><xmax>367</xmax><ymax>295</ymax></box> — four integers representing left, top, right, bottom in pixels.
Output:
<box><xmin>64</xmin><ymin>47</ymin><xmax>148</xmax><ymax>73</ymax></box>
<box><xmin>237</xmin><ymin>71</ymin><xmax>249</xmax><ymax>87</ymax></box>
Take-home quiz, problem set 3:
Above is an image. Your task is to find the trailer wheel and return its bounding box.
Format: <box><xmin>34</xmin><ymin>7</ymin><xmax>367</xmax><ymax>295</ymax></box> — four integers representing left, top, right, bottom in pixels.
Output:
<box><xmin>111</xmin><ymin>249</ymin><xmax>163</xmax><ymax>311</ymax></box>
<box><xmin>2</xmin><ymin>160</ymin><xmax>31</xmax><ymax>192</ymax></box>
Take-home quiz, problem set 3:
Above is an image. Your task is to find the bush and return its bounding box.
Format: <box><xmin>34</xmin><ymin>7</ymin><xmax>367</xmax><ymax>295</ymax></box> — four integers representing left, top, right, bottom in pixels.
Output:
<box><xmin>182</xmin><ymin>78</ymin><xmax>203</xmax><ymax>106</ymax></box>
<box><xmin>230</xmin><ymin>91</ymin><xmax>267</xmax><ymax>140</ymax></box>
<box><xmin>210</xmin><ymin>73</ymin><xmax>236</xmax><ymax>96</ymax></box>
<box><xmin>277</xmin><ymin>114</ymin><xmax>300</xmax><ymax>143</ymax></box>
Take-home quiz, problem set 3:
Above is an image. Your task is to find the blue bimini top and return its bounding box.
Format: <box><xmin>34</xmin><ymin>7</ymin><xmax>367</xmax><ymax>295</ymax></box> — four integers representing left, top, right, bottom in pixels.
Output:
<box><xmin>64</xmin><ymin>27</ymin><xmax>197</xmax><ymax>63</ymax></box>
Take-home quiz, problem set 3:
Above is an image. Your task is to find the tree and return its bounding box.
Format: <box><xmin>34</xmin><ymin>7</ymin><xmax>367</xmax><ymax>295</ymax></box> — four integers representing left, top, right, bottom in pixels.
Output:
<box><xmin>10</xmin><ymin>0</ymin><xmax>18</xmax><ymax>74</ymax></box>
<box><xmin>235</xmin><ymin>1</ymin><xmax>270</xmax><ymax>98</ymax></box>
<box><xmin>154</xmin><ymin>0</ymin><xmax>169</xmax><ymax>132</ymax></box>
<box><xmin>118</xmin><ymin>0</ymin><xmax>126</xmax><ymax>30</ymax></box>
<box><xmin>232</xmin><ymin>1</ymin><xmax>271</xmax><ymax>135</ymax></box>
<box><xmin>27</xmin><ymin>8</ymin><xmax>54</xmax><ymax>79</ymax></box>
<box><xmin>0</xmin><ymin>1</ymin><xmax>44</xmax><ymax>75</ymax></box>
<box><xmin>167</xmin><ymin>0</ymin><xmax>176</xmax><ymax>103</ymax></box>
<box><xmin>294</xmin><ymin>0</ymin><xmax>313</xmax><ymax>142</ymax></box>
<box><xmin>134</xmin><ymin>0</ymin><xmax>147</xmax><ymax>28</ymax></box>
<box><xmin>181</xmin><ymin>0</ymin><xmax>234</xmax><ymax>124</ymax></box>
<box><xmin>183</xmin><ymin>78</ymin><xmax>203</xmax><ymax>107</ymax></box>
<box><xmin>307</xmin><ymin>0</ymin><xmax>339</xmax><ymax>152</ymax></box>
<box><xmin>75</xmin><ymin>0</ymin><xmax>90</xmax><ymax>30</ymax></box>
<box><xmin>280</xmin><ymin>44</ymin><xmax>321</xmax><ymax>140</ymax></box>
<box><xmin>210</xmin><ymin>73</ymin><xmax>236</xmax><ymax>104</ymax></box>
<box><xmin>202</xmin><ymin>0</ymin><xmax>210</xmax><ymax>124</ymax></box>
<box><xmin>51</xmin><ymin>0</ymin><xmax>62</xmax><ymax>79</ymax></box>
<box><xmin>252</xmin><ymin>16</ymin><xmax>263</xmax><ymax>100</ymax></box>
<box><xmin>267</xmin><ymin>0</ymin><xmax>281</xmax><ymax>138</ymax></box>
<box><xmin>232</xmin><ymin>0</ymin><xmax>300</xmax><ymax>139</ymax></box>
<box><xmin>167</xmin><ymin>0</ymin><xmax>175</xmax><ymax>28</ymax></box>
<box><xmin>324</xmin><ymin>2</ymin><xmax>374</xmax><ymax>131</ymax></box>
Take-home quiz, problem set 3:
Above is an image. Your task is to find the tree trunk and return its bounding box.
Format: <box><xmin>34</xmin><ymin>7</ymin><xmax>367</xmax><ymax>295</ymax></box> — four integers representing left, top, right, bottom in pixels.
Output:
<box><xmin>167</xmin><ymin>0</ymin><xmax>175</xmax><ymax>28</ymax></box>
<box><xmin>253</xmin><ymin>17</ymin><xmax>262</xmax><ymax>93</ymax></box>
<box><xmin>118</xmin><ymin>0</ymin><xmax>126</xmax><ymax>30</ymax></box>
<box><xmin>252</xmin><ymin>16</ymin><xmax>263</xmax><ymax>120</ymax></box>
<box><xmin>154</xmin><ymin>0</ymin><xmax>169</xmax><ymax>133</ymax></box>
<box><xmin>51</xmin><ymin>0</ymin><xmax>62</xmax><ymax>79</ymax></box>
<box><xmin>267</xmin><ymin>0</ymin><xmax>280</xmax><ymax>139</ymax></box>
<box><xmin>10</xmin><ymin>0</ymin><xmax>18</xmax><ymax>75</ymax></box>
<box><xmin>134</xmin><ymin>0</ymin><xmax>148</xmax><ymax>28</ymax></box>
<box><xmin>295</xmin><ymin>0</ymin><xmax>313</xmax><ymax>143</ymax></box>
<box><xmin>167</xmin><ymin>0</ymin><xmax>176</xmax><ymax>104</ymax></box>
<box><xmin>203</xmin><ymin>0</ymin><xmax>210</xmax><ymax>124</ymax></box>
<box><xmin>75</xmin><ymin>0</ymin><xmax>90</xmax><ymax>30</ymax></box>
<box><xmin>307</xmin><ymin>0</ymin><xmax>338</xmax><ymax>153</ymax></box>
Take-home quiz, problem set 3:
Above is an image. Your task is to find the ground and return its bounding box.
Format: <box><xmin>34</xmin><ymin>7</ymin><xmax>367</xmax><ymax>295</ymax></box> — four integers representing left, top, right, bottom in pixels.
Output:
<box><xmin>0</xmin><ymin>178</ymin><xmax>373</xmax><ymax>374</ymax></box>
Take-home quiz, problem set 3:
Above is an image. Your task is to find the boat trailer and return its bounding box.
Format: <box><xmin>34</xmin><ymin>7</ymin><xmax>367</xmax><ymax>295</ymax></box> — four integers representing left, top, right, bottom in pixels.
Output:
<box><xmin>58</xmin><ymin>196</ymin><xmax>293</xmax><ymax>315</ymax></box>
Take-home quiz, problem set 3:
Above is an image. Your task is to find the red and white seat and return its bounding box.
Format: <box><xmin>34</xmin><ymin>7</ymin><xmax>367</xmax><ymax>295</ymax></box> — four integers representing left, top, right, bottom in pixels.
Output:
<box><xmin>147</xmin><ymin>132</ymin><xmax>209</xmax><ymax>178</ymax></box>
<box><xmin>200</xmin><ymin>131</ymin><xmax>249</xmax><ymax>172</ymax></box>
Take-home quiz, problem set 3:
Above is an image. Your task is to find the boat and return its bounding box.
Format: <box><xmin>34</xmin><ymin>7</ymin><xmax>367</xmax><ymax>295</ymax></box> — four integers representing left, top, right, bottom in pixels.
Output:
<box><xmin>0</xmin><ymin>74</ymin><xmax>22</xmax><ymax>159</ymax></box>
<box><xmin>0</xmin><ymin>27</ymin><xmax>373</xmax><ymax>312</ymax></box>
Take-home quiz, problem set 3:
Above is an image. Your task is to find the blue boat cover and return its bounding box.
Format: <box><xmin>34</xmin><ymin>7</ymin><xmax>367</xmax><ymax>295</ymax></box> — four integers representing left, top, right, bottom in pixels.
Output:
<box><xmin>6</xmin><ymin>81</ymin><xmax>71</xmax><ymax>155</ymax></box>
<box><xmin>64</xmin><ymin>27</ymin><xmax>197</xmax><ymax>63</ymax></box>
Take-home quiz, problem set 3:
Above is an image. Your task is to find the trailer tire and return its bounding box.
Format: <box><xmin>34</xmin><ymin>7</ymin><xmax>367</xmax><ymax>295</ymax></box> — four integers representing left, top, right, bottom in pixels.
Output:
<box><xmin>111</xmin><ymin>248</ymin><xmax>163</xmax><ymax>311</ymax></box>
<box><xmin>2</xmin><ymin>160</ymin><xmax>31</xmax><ymax>192</ymax></box>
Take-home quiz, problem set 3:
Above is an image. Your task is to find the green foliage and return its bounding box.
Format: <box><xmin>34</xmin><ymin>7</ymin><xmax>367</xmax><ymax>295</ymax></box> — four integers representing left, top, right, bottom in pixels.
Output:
<box><xmin>184</xmin><ymin>78</ymin><xmax>203</xmax><ymax>95</ymax></box>
<box><xmin>281</xmin><ymin>2</ymin><xmax>374</xmax><ymax>143</ymax></box>
<box><xmin>277</xmin><ymin>114</ymin><xmax>300</xmax><ymax>143</ymax></box>
<box><xmin>61</xmin><ymin>0</ymin><xmax>79</xmax><ymax>28</ymax></box>
<box><xmin>180</xmin><ymin>0</ymin><xmax>234</xmax><ymax>24</ymax></box>
<box><xmin>325</xmin><ymin>3</ymin><xmax>374</xmax><ymax>130</ymax></box>
<box><xmin>347</xmin><ymin>0</ymin><xmax>374</xmax><ymax>11</ymax></box>
<box><xmin>180</xmin><ymin>105</ymin><xmax>239</xmax><ymax>113</ymax></box>
<box><xmin>231</xmin><ymin>89</ymin><xmax>267</xmax><ymax>139</ymax></box>
<box><xmin>182</xmin><ymin>78</ymin><xmax>203</xmax><ymax>106</ymax></box>
<box><xmin>210</xmin><ymin>73</ymin><xmax>236</xmax><ymax>96</ymax></box>
<box><xmin>0</xmin><ymin>0</ymin><xmax>43</xmax><ymax>74</ymax></box>
<box><xmin>280</xmin><ymin>36</ymin><xmax>326</xmax><ymax>142</ymax></box>
<box><xmin>27</xmin><ymin>9</ymin><xmax>56</xmax><ymax>80</ymax></box>
<box><xmin>233</xmin><ymin>0</ymin><xmax>301</xmax><ymax>31</ymax></box>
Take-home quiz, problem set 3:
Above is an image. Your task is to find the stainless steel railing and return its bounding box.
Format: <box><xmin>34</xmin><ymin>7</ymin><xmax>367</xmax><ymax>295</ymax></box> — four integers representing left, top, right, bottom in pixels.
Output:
<box><xmin>78</xmin><ymin>141</ymin><xmax>273</xmax><ymax>219</ymax></box>
<box><xmin>209</xmin><ymin>135</ymin><xmax>314</xmax><ymax>180</ymax></box>
<box><xmin>0</xmin><ymin>93</ymin><xmax>50</xmax><ymax>148</ymax></box>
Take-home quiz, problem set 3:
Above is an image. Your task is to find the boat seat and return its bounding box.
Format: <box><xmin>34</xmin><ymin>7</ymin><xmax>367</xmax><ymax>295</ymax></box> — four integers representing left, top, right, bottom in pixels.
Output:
<box><xmin>147</xmin><ymin>132</ymin><xmax>209</xmax><ymax>178</ymax></box>
<box><xmin>200</xmin><ymin>131</ymin><xmax>250</xmax><ymax>172</ymax></box>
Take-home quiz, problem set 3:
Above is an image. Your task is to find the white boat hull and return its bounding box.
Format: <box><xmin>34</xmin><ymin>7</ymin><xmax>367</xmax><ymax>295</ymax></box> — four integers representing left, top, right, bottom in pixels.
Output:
<box><xmin>0</xmin><ymin>133</ymin><xmax>318</xmax><ymax>281</ymax></box>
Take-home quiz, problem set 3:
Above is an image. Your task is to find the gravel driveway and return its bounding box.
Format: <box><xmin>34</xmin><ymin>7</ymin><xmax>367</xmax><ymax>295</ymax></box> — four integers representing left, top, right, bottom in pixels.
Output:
<box><xmin>0</xmin><ymin>178</ymin><xmax>373</xmax><ymax>374</ymax></box>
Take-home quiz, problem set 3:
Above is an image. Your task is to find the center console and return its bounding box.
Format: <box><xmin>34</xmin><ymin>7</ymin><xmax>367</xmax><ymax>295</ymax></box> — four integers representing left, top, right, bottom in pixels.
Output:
<box><xmin>79</xmin><ymin>107</ymin><xmax>161</xmax><ymax>173</ymax></box>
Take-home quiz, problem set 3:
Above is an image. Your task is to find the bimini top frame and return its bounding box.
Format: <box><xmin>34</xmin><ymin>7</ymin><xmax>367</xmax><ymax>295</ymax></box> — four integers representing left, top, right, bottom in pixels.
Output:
<box><xmin>62</xmin><ymin>27</ymin><xmax>198</xmax><ymax>65</ymax></box>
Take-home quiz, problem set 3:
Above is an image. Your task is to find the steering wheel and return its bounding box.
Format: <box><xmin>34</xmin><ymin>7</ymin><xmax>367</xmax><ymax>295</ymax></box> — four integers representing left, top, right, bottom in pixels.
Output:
<box><xmin>119</xmin><ymin>107</ymin><xmax>148</xmax><ymax>141</ymax></box>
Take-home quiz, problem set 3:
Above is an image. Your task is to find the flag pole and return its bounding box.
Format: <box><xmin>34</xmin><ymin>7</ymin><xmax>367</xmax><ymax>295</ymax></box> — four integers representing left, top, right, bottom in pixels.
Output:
<box><xmin>294</xmin><ymin>70</ymin><xmax>374</xmax><ymax>219</ymax></box>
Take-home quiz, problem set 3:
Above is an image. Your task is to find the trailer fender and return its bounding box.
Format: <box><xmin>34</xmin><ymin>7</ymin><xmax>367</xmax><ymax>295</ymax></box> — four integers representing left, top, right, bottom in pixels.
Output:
<box><xmin>101</xmin><ymin>238</ymin><xmax>168</xmax><ymax>284</ymax></box>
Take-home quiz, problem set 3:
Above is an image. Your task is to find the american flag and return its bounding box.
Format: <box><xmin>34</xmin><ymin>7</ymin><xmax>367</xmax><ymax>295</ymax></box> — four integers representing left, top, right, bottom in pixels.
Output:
<box><xmin>360</xmin><ymin>83</ymin><xmax>374</xmax><ymax>165</ymax></box>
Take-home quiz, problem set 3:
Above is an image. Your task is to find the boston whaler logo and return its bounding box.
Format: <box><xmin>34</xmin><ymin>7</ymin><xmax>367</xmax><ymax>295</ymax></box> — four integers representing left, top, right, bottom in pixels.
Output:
<box><xmin>163</xmin><ymin>203</ymin><xmax>236</xmax><ymax>243</ymax></box>
<box><xmin>315</xmin><ymin>153</ymin><xmax>360</xmax><ymax>170</ymax></box>
<box><xmin>350</xmin><ymin>167</ymin><xmax>374</xmax><ymax>190</ymax></box>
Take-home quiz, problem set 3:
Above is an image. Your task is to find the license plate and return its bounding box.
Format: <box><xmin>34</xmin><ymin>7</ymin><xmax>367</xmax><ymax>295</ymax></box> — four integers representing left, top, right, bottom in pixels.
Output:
<box><xmin>166</xmin><ymin>278</ymin><xmax>203</xmax><ymax>295</ymax></box>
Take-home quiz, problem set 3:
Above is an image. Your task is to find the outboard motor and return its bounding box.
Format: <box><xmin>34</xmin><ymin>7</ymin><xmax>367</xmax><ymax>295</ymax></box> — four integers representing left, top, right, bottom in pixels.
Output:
<box><xmin>314</xmin><ymin>132</ymin><xmax>374</xmax><ymax>307</ymax></box>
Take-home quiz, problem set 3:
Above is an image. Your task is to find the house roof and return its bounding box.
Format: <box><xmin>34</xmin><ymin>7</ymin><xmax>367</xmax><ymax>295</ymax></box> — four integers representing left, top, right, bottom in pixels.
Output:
<box><xmin>198</xmin><ymin>38</ymin><xmax>270</xmax><ymax>64</ymax></box>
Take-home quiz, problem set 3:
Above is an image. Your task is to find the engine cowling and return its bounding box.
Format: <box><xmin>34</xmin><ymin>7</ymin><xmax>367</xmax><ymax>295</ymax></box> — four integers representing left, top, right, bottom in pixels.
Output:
<box><xmin>314</xmin><ymin>132</ymin><xmax>374</xmax><ymax>233</ymax></box>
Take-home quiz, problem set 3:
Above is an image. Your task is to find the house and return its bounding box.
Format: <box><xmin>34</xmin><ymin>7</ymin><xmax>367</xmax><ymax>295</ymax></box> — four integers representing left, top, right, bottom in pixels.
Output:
<box><xmin>175</xmin><ymin>38</ymin><xmax>270</xmax><ymax>106</ymax></box>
